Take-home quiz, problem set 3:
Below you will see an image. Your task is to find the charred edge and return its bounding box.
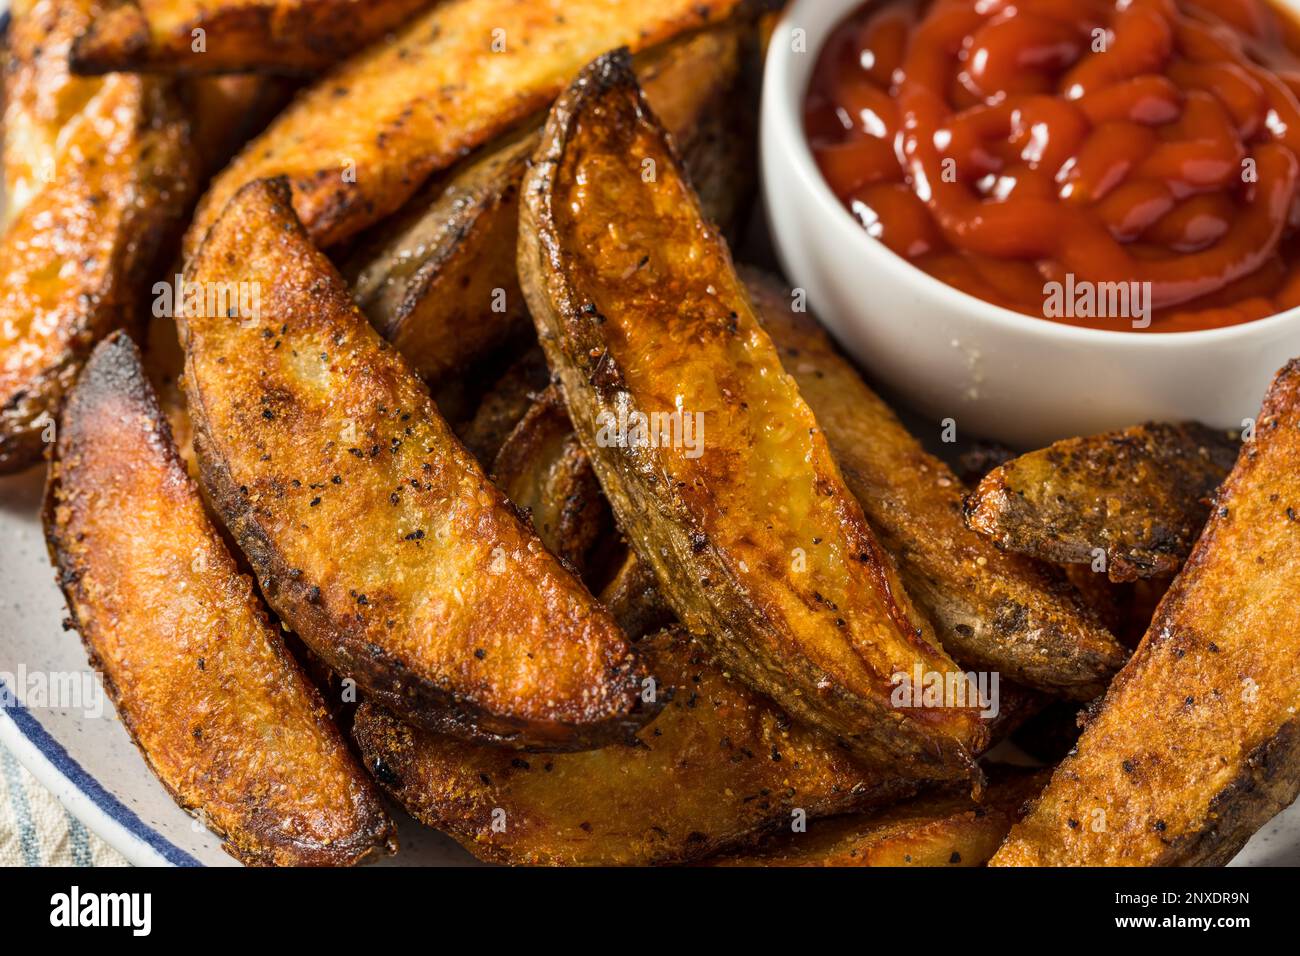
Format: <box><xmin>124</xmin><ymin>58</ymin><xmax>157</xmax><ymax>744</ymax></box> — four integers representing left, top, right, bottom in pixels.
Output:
<box><xmin>68</xmin><ymin>4</ymin><xmax>150</xmax><ymax>75</ymax></box>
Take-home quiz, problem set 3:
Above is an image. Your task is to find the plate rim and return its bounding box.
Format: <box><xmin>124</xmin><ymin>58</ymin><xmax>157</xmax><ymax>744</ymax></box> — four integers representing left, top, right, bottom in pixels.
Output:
<box><xmin>0</xmin><ymin>674</ymin><xmax>199</xmax><ymax>867</ymax></box>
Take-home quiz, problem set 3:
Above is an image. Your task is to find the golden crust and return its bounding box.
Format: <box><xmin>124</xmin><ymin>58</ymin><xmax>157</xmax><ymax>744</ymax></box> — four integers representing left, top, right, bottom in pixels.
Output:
<box><xmin>743</xmin><ymin>269</ymin><xmax>1128</xmax><ymax>698</ymax></box>
<box><xmin>44</xmin><ymin>332</ymin><xmax>395</xmax><ymax>866</ymax></box>
<box><xmin>711</xmin><ymin>769</ymin><xmax>1048</xmax><ymax>867</ymax></box>
<box><xmin>181</xmin><ymin>178</ymin><xmax>650</xmax><ymax>750</ymax></box>
<box><xmin>185</xmin><ymin>0</ymin><xmax>751</xmax><ymax>255</ymax></box>
<box><xmin>518</xmin><ymin>52</ymin><xmax>986</xmax><ymax>781</ymax></box>
<box><xmin>966</xmin><ymin>422</ymin><xmax>1239</xmax><ymax>582</ymax></box>
<box><xmin>353</xmin><ymin>629</ymin><xmax>917</xmax><ymax>866</ymax></box>
<box><xmin>70</xmin><ymin>0</ymin><xmax>432</xmax><ymax>75</ymax></box>
<box><xmin>0</xmin><ymin>0</ymin><xmax>197</xmax><ymax>473</ymax></box>
<box><xmin>992</xmin><ymin>361</ymin><xmax>1300</xmax><ymax>866</ymax></box>
<box><xmin>346</xmin><ymin>23</ymin><xmax>755</xmax><ymax>385</ymax></box>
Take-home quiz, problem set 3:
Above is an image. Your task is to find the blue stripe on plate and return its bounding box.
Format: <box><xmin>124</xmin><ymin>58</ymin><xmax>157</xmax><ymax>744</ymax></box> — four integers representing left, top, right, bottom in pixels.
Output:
<box><xmin>0</xmin><ymin>676</ymin><xmax>201</xmax><ymax>866</ymax></box>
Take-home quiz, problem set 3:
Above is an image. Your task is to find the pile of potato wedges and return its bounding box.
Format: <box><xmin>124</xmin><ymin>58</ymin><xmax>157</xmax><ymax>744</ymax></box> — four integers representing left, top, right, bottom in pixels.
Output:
<box><xmin>5</xmin><ymin>0</ymin><xmax>1300</xmax><ymax>867</ymax></box>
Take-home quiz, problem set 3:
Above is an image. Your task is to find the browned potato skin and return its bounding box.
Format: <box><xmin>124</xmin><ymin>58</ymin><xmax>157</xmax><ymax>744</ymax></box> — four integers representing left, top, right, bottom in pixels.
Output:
<box><xmin>457</xmin><ymin>348</ymin><xmax>549</xmax><ymax>466</ymax></box>
<box><xmin>0</xmin><ymin>0</ymin><xmax>197</xmax><ymax>474</ymax></box>
<box><xmin>519</xmin><ymin>53</ymin><xmax>986</xmax><ymax>780</ymax></box>
<box><xmin>744</xmin><ymin>270</ymin><xmax>1128</xmax><ymax>699</ymax></box>
<box><xmin>712</xmin><ymin>769</ymin><xmax>1047</xmax><ymax>867</ymax></box>
<box><xmin>181</xmin><ymin>178</ymin><xmax>650</xmax><ymax>751</ymax></box>
<box><xmin>599</xmin><ymin>550</ymin><xmax>675</xmax><ymax>640</ymax></box>
<box><xmin>70</xmin><ymin>0</ymin><xmax>433</xmax><ymax>75</ymax></box>
<box><xmin>991</xmin><ymin>361</ymin><xmax>1300</xmax><ymax>866</ymax></box>
<box><xmin>966</xmin><ymin>423</ymin><xmax>1239</xmax><ymax>583</ymax></box>
<box><xmin>346</xmin><ymin>23</ymin><xmax>755</xmax><ymax>385</ymax></box>
<box><xmin>185</xmin><ymin>0</ymin><xmax>751</xmax><ymax>255</ymax></box>
<box><xmin>44</xmin><ymin>333</ymin><xmax>396</xmax><ymax>866</ymax></box>
<box><xmin>492</xmin><ymin>386</ymin><xmax>612</xmax><ymax>576</ymax></box>
<box><xmin>354</xmin><ymin>629</ymin><xmax>918</xmax><ymax>866</ymax></box>
<box><xmin>184</xmin><ymin>74</ymin><xmax>298</xmax><ymax>176</ymax></box>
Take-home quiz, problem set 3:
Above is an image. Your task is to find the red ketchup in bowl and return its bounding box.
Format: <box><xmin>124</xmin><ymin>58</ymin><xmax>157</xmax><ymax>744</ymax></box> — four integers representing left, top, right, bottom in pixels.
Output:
<box><xmin>804</xmin><ymin>0</ymin><xmax>1300</xmax><ymax>331</ymax></box>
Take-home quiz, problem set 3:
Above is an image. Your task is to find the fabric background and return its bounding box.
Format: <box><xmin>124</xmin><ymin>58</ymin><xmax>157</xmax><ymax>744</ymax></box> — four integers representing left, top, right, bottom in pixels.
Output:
<box><xmin>0</xmin><ymin>743</ymin><xmax>127</xmax><ymax>866</ymax></box>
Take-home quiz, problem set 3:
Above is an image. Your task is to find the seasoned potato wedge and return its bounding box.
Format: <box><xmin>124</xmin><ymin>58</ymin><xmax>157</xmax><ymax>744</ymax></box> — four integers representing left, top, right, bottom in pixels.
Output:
<box><xmin>346</xmin><ymin>23</ymin><xmax>755</xmax><ymax>385</ymax></box>
<box><xmin>519</xmin><ymin>53</ymin><xmax>986</xmax><ymax>780</ymax></box>
<box><xmin>186</xmin><ymin>0</ymin><xmax>750</xmax><ymax>255</ymax></box>
<box><xmin>353</xmin><ymin>629</ymin><xmax>917</xmax><ymax>866</ymax></box>
<box><xmin>70</xmin><ymin>0</ymin><xmax>432</xmax><ymax>75</ymax></box>
<box><xmin>966</xmin><ymin>422</ymin><xmax>1239</xmax><ymax>582</ymax></box>
<box><xmin>599</xmin><ymin>550</ymin><xmax>675</xmax><ymax>640</ymax></box>
<box><xmin>711</xmin><ymin>769</ymin><xmax>1047</xmax><ymax>867</ymax></box>
<box><xmin>181</xmin><ymin>178</ymin><xmax>649</xmax><ymax>751</ymax></box>
<box><xmin>0</xmin><ymin>0</ymin><xmax>197</xmax><ymax>473</ymax></box>
<box><xmin>492</xmin><ymin>386</ymin><xmax>612</xmax><ymax>576</ymax></box>
<box><xmin>44</xmin><ymin>332</ymin><xmax>395</xmax><ymax>866</ymax></box>
<box><xmin>457</xmin><ymin>348</ymin><xmax>549</xmax><ymax>466</ymax></box>
<box><xmin>185</xmin><ymin>74</ymin><xmax>297</xmax><ymax>176</ymax></box>
<box><xmin>992</xmin><ymin>362</ymin><xmax>1300</xmax><ymax>866</ymax></box>
<box><xmin>744</xmin><ymin>270</ymin><xmax>1128</xmax><ymax>698</ymax></box>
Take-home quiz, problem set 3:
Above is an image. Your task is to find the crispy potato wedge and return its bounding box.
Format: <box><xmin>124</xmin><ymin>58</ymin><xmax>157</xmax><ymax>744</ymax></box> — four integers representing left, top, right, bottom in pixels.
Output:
<box><xmin>711</xmin><ymin>769</ymin><xmax>1047</xmax><ymax>867</ymax></box>
<box><xmin>599</xmin><ymin>550</ymin><xmax>675</xmax><ymax>640</ymax></box>
<box><xmin>457</xmin><ymin>347</ymin><xmax>549</xmax><ymax>466</ymax></box>
<box><xmin>181</xmin><ymin>178</ymin><xmax>649</xmax><ymax>750</ymax></box>
<box><xmin>744</xmin><ymin>269</ymin><xmax>1127</xmax><ymax>698</ymax></box>
<box><xmin>44</xmin><ymin>333</ymin><xmax>395</xmax><ymax>866</ymax></box>
<box><xmin>186</xmin><ymin>0</ymin><xmax>751</xmax><ymax>255</ymax></box>
<box><xmin>185</xmin><ymin>74</ymin><xmax>297</xmax><ymax>176</ymax></box>
<box><xmin>70</xmin><ymin>0</ymin><xmax>432</xmax><ymax>75</ymax></box>
<box><xmin>0</xmin><ymin>0</ymin><xmax>197</xmax><ymax>473</ymax></box>
<box><xmin>992</xmin><ymin>361</ymin><xmax>1300</xmax><ymax>866</ymax></box>
<box><xmin>353</xmin><ymin>628</ymin><xmax>917</xmax><ymax>866</ymax></box>
<box><xmin>492</xmin><ymin>386</ymin><xmax>612</xmax><ymax>576</ymax></box>
<box><xmin>966</xmin><ymin>423</ymin><xmax>1239</xmax><ymax>583</ymax></box>
<box><xmin>346</xmin><ymin>23</ymin><xmax>755</xmax><ymax>385</ymax></box>
<box><xmin>519</xmin><ymin>52</ymin><xmax>986</xmax><ymax>779</ymax></box>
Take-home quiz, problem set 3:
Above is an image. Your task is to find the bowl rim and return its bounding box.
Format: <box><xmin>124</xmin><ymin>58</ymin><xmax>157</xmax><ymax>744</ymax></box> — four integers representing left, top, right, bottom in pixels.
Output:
<box><xmin>763</xmin><ymin>0</ymin><xmax>1300</xmax><ymax>350</ymax></box>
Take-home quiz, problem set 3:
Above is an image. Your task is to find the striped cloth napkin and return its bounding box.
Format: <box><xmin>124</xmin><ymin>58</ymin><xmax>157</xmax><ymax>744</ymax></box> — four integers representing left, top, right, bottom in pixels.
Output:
<box><xmin>0</xmin><ymin>745</ymin><xmax>126</xmax><ymax>867</ymax></box>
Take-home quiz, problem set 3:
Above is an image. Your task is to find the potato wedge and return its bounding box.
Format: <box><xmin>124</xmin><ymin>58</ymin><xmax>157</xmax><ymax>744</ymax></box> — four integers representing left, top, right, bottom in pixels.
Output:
<box><xmin>353</xmin><ymin>628</ymin><xmax>917</xmax><ymax>866</ymax></box>
<box><xmin>44</xmin><ymin>332</ymin><xmax>395</xmax><ymax>866</ymax></box>
<box><xmin>457</xmin><ymin>347</ymin><xmax>549</xmax><ymax>466</ymax></box>
<box><xmin>711</xmin><ymin>769</ymin><xmax>1047</xmax><ymax>867</ymax></box>
<box><xmin>185</xmin><ymin>74</ymin><xmax>297</xmax><ymax>176</ymax></box>
<box><xmin>346</xmin><ymin>22</ymin><xmax>755</xmax><ymax>385</ymax></box>
<box><xmin>0</xmin><ymin>0</ymin><xmax>197</xmax><ymax>473</ymax></box>
<box><xmin>519</xmin><ymin>52</ymin><xmax>986</xmax><ymax>779</ymax></box>
<box><xmin>991</xmin><ymin>361</ymin><xmax>1300</xmax><ymax>866</ymax></box>
<box><xmin>70</xmin><ymin>0</ymin><xmax>432</xmax><ymax>75</ymax></box>
<box><xmin>599</xmin><ymin>550</ymin><xmax>675</xmax><ymax>640</ymax></box>
<box><xmin>744</xmin><ymin>269</ymin><xmax>1128</xmax><ymax>698</ymax></box>
<box><xmin>185</xmin><ymin>0</ymin><xmax>750</xmax><ymax>255</ymax></box>
<box><xmin>966</xmin><ymin>423</ymin><xmax>1239</xmax><ymax>583</ymax></box>
<box><xmin>181</xmin><ymin>178</ymin><xmax>649</xmax><ymax>751</ymax></box>
<box><xmin>492</xmin><ymin>386</ymin><xmax>612</xmax><ymax>576</ymax></box>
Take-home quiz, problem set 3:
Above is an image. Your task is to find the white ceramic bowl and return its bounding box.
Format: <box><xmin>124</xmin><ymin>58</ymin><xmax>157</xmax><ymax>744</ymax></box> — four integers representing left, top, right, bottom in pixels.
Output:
<box><xmin>762</xmin><ymin>0</ymin><xmax>1300</xmax><ymax>448</ymax></box>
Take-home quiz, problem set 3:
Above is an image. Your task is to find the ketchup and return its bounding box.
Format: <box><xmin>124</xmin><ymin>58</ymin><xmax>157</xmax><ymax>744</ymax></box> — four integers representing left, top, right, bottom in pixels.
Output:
<box><xmin>804</xmin><ymin>0</ymin><xmax>1300</xmax><ymax>331</ymax></box>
